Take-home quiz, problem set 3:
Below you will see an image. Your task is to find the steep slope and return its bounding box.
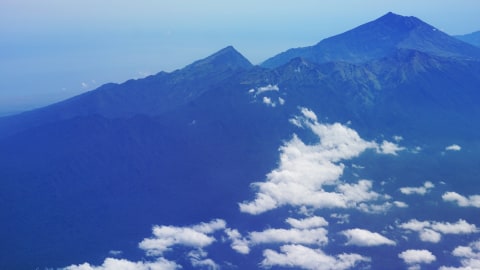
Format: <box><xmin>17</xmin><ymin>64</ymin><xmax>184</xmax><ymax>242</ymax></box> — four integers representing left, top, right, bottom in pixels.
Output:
<box><xmin>1</xmin><ymin>50</ymin><xmax>480</xmax><ymax>269</ymax></box>
<box><xmin>1</xmin><ymin>14</ymin><xmax>480</xmax><ymax>270</ymax></box>
<box><xmin>262</xmin><ymin>12</ymin><xmax>480</xmax><ymax>68</ymax></box>
<box><xmin>258</xmin><ymin>50</ymin><xmax>480</xmax><ymax>138</ymax></box>
<box><xmin>0</xmin><ymin>46</ymin><xmax>252</xmax><ymax>139</ymax></box>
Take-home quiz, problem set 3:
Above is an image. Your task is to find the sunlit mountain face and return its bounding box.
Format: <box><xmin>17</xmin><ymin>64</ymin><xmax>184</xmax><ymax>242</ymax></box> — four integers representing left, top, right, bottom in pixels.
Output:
<box><xmin>1</xmin><ymin>12</ymin><xmax>480</xmax><ymax>270</ymax></box>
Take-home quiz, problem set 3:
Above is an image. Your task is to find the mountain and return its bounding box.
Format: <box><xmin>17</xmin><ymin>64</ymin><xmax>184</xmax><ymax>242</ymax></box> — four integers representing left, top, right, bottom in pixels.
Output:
<box><xmin>455</xmin><ymin>30</ymin><xmax>480</xmax><ymax>47</ymax></box>
<box><xmin>0</xmin><ymin>46</ymin><xmax>252</xmax><ymax>139</ymax></box>
<box><xmin>1</xmin><ymin>13</ymin><xmax>480</xmax><ymax>270</ymax></box>
<box><xmin>262</xmin><ymin>12</ymin><xmax>480</xmax><ymax>68</ymax></box>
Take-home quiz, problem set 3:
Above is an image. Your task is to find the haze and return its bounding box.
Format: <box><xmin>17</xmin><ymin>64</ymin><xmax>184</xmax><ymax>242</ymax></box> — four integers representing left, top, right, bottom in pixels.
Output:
<box><xmin>1</xmin><ymin>0</ymin><xmax>479</xmax><ymax>115</ymax></box>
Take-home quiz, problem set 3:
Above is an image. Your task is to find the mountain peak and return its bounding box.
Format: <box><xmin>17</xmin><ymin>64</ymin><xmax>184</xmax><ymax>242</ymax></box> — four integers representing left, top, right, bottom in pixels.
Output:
<box><xmin>374</xmin><ymin>12</ymin><xmax>426</xmax><ymax>31</ymax></box>
<box><xmin>185</xmin><ymin>46</ymin><xmax>253</xmax><ymax>71</ymax></box>
<box><xmin>262</xmin><ymin>13</ymin><xmax>480</xmax><ymax>68</ymax></box>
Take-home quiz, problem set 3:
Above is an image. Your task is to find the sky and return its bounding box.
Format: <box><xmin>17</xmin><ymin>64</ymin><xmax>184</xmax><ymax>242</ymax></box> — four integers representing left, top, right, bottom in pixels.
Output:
<box><xmin>1</xmin><ymin>0</ymin><xmax>480</xmax><ymax>115</ymax></box>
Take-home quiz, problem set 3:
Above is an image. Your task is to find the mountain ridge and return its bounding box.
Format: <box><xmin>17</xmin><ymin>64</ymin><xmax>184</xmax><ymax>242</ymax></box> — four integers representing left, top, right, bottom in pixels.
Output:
<box><xmin>0</xmin><ymin>46</ymin><xmax>253</xmax><ymax>139</ymax></box>
<box><xmin>262</xmin><ymin>12</ymin><xmax>480</xmax><ymax>68</ymax></box>
<box><xmin>455</xmin><ymin>30</ymin><xmax>480</xmax><ymax>47</ymax></box>
<box><xmin>1</xmin><ymin>13</ymin><xmax>480</xmax><ymax>269</ymax></box>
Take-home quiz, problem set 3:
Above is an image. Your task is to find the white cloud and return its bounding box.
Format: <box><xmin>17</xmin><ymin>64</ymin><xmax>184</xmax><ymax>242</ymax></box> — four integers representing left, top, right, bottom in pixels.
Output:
<box><xmin>356</xmin><ymin>201</ymin><xmax>393</xmax><ymax>214</ymax></box>
<box><xmin>419</xmin><ymin>228</ymin><xmax>442</xmax><ymax>243</ymax></box>
<box><xmin>412</xmin><ymin>146</ymin><xmax>422</xmax><ymax>154</ymax></box>
<box><xmin>393</xmin><ymin>201</ymin><xmax>408</xmax><ymax>208</ymax></box>
<box><xmin>341</xmin><ymin>228</ymin><xmax>396</xmax><ymax>246</ymax></box>
<box><xmin>398</xmin><ymin>249</ymin><xmax>436</xmax><ymax>265</ymax></box>
<box><xmin>398</xmin><ymin>219</ymin><xmax>478</xmax><ymax>243</ymax></box>
<box><xmin>330</xmin><ymin>213</ymin><xmax>350</xmax><ymax>224</ymax></box>
<box><xmin>63</xmin><ymin>258</ymin><xmax>179</xmax><ymax>270</ymax></box>
<box><xmin>65</xmin><ymin>219</ymin><xmax>226</xmax><ymax>270</ymax></box>
<box><xmin>262</xmin><ymin>96</ymin><xmax>276</xmax><ymax>107</ymax></box>
<box><xmin>398</xmin><ymin>219</ymin><xmax>430</xmax><ymax>232</ymax></box>
<box><xmin>239</xmin><ymin>108</ymin><xmax>398</xmax><ymax>215</ymax></box>
<box><xmin>260</xmin><ymin>244</ymin><xmax>370</xmax><ymax>270</ymax></box>
<box><xmin>224</xmin><ymin>228</ymin><xmax>250</xmax><ymax>254</ymax></box>
<box><xmin>225</xmin><ymin>216</ymin><xmax>330</xmax><ymax>254</ymax></box>
<box><xmin>108</xmin><ymin>250</ymin><xmax>123</xmax><ymax>256</ymax></box>
<box><xmin>139</xmin><ymin>219</ymin><xmax>226</xmax><ymax>256</ymax></box>
<box><xmin>439</xmin><ymin>240</ymin><xmax>480</xmax><ymax>270</ymax></box>
<box><xmin>255</xmin><ymin>84</ymin><xmax>279</xmax><ymax>95</ymax></box>
<box><xmin>286</xmin><ymin>216</ymin><xmax>328</xmax><ymax>229</ymax></box>
<box><xmin>431</xmin><ymin>219</ymin><xmax>477</xmax><ymax>234</ymax></box>
<box><xmin>377</xmin><ymin>140</ymin><xmax>405</xmax><ymax>155</ymax></box>
<box><xmin>446</xmin><ymin>144</ymin><xmax>462</xmax><ymax>151</ymax></box>
<box><xmin>188</xmin><ymin>249</ymin><xmax>219</xmax><ymax>270</ymax></box>
<box><xmin>278</xmin><ymin>97</ymin><xmax>285</xmax><ymax>105</ymax></box>
<box><xmin>248</xmin><ymin>227</ymin><xmax>329</xmax><ymax>246</ymax></box>
<box><xmin>400</xmin><ymin>181</ymin><xmax>435</xmax><ymax>195</ymax></box>
<box><xmin>443</xmin><ymin>191</ymin><xmax>480</xmax><ymax>207</ymax></box>
<box><xmin>300</xmin><ymin>107</ymin><xmax>317</xmax><ymax>122</ymax></box>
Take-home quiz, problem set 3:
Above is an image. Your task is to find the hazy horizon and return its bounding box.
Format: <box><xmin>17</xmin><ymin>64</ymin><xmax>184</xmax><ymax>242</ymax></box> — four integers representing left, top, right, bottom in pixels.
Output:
<box><xmin>1</xmin><ymin>0</ymin><xmax>480</xmax><ymax>115</ymax></box>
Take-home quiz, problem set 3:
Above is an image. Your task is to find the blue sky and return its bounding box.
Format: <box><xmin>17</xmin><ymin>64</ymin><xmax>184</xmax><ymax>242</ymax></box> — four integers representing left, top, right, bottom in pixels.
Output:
<box><xmin>1</xmin><ymin>0</ymin><xmax>480</xmax><ymax>115</ymax></box>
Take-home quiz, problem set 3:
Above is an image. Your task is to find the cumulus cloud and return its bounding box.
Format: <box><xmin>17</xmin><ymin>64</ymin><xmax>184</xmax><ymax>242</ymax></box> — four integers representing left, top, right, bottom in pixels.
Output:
<box><xmin>331</xmin><ymin>213</ymin><xmax>350</xmax><ymax>224</ymax></box>
<box><xmin>225</xmin><ymin>216</ymin><xmax>331</xmax><ymax>256</ymax></box>
<box><xmin>443</xmin><ymin>191</ymin><xmax>480</xmax><ymax>207</ymax></box>
<box><xmin>398</xmin><ymin>219</ymin><xmax>477</xmax><ymax>243</ymax></box>
<box><xmin>64</xmin><ymin>219</ymin><xmax>226</xmax><ymax>270</ymax></box>
<box><xmin>248</xmin><ymin>227</ymin><xmax>329</xmax><ymax>247</ymax></box>
<box><xmin>420</xmin><ymin>228</ymin><xmax>442</xmax><ymax>243</ymax></box>
<box><xmin>262</xmin><ymin>96</ymin><xmax>276</xmax><ymax>107</ymax></box>
<box><xmin>398</xmin><ymin>249</ymin><xmax>436</xmax><ymax>266</ymax></box>
<box><xmin>63</xmin><ymin>257</ymin><xmax>179</xmax><ymax>270</ymax></box>
<box><xmin>278</xmin><ymin>97</ymin><xmax>285</xmax><ymax>105</ymax></box>
<box><xmin>377</xmin><ymin>140</ymin><xmax>405</xmax><ymax>155</ymax></box>
<box><xmin>188</xmin><ymin>249</ymin><xmax>219</xmax><ymax>270</ymax></box>
<box><xmin>341</xmin><ymin>228</ymin><xmax>396</xmax><ymax>246</ymax></box>
<box><xmin>439</xmin><ymin>240</ymin><xmax>480</xmax><ymax>270</ymax></box>
<box><xmin>224</xmin><ymin>228</ymin><xmax>250</xmax><ymax>254</ymax></box>
<box><xmin>139</xmin><ymin>219</ymin><xmax>226</xmax><ymax>256</ymax></box>
<box><xmin>255</xmin><ymin>84</ymin><xmax>280</xmax><ymax>95</ymax></box>
<box><xmin>393</xmin><ymin>201</ymin><xmax>408</xmax><ymax>208</ymax></box>
<box><xmin>393</xmin><ymin>135</ymin><xmax>403</xmax><ymax>142</ymax></box>
<box><xmin>286</xmin><ymin>216</ymin><xmax>328</xmax><ymax>229</ymax></box>
<box><xmin>299</xmin><ymin>107</ymin><xmax>318</xmax><ymax>122</ymax></box>
<box><xmin>260</xmin><ymin>244</ymin><xmax>370</xmax><ymax>270</ymax></box>
<box><xmin>400</xmin><ymin>181</ymin><xmax>435</xmax><ymax>195</ymax></box>
<box><xmin>431</xmin><ymin>220</ymin><xmax>478</xmax><ymax>234</ymax></box>
<box><xmin>239</xmin><ymin>108</ymin><xmax>398</xmax><ymax>215</ymax></box>
<box><xmin>446</xmin><ymin>144</ymin><xmax>462</xmax><ymax>151</ymax></box>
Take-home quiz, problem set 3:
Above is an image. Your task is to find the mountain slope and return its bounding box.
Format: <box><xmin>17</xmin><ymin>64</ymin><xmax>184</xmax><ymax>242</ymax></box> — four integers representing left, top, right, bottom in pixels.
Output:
<box><xmin>1</xmin><ymin>50</ymin><xmax>480</xmax><ymax>269</ymax></box>
<box><xmin>262</xmin><ymin>12</ymin><xmax>480</xmax><ymax>68</ymax></box>
<box><xmin>1</xmin><ymin>14</ymin><xmax>480</xmax><ymax>270</ymax></box>
<box><xmin>455</xmin><ymin>30</ymin><xmax>480</xmax><ymax>47</ymax></box>
<box><xmin>0</xmin><ymin>46</ymin><xmax>252</xmax><ymax>139</ymax></box>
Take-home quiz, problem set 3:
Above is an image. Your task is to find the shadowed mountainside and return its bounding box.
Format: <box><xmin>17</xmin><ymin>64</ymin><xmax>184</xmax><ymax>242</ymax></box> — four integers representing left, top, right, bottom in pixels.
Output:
<box><xmin>1</xmin><ymin>13</ymin><xmax>480</xmax><ymax>269</ymax></box>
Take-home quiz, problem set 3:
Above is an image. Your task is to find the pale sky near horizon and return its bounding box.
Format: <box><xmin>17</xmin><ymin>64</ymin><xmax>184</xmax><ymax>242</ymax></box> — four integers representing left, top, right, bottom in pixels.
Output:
<box><xmin>1</xmin><ymin>0</ymin><xmax>480</xmax><ymax>115</ymax></box>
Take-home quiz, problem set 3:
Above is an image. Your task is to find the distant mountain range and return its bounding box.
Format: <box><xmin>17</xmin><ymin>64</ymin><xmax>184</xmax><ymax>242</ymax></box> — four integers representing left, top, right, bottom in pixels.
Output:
<box><xmin>262</xmin><ymin>12</ymin><xmax>480</xmax><ymax>68</ymax></box>
<box><xmin>455</xmin><ymin>30</ymin><xmax>480</xmax><ymax>47</ymax></box>
<box><xmin>1</xmin><ymin>12</ymin><xmax>480</xmax><ymax>270</ymax></box>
